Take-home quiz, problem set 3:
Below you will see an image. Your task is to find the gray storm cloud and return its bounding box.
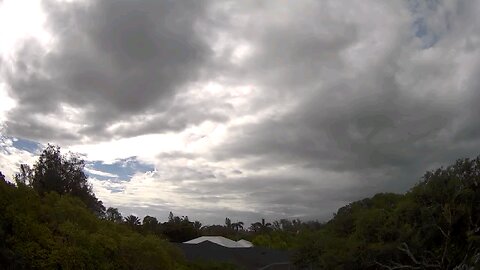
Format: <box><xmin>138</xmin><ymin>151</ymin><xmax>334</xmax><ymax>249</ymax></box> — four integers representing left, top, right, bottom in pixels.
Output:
<box><xmin>3</xmin><ymin>0</ymin><xmax>217</xmax><ymax>142</ymax></box>
<box><xmin>2</xmin><ymin>0</ymin><xmax>480</xmax><ymax>224</ymax></box>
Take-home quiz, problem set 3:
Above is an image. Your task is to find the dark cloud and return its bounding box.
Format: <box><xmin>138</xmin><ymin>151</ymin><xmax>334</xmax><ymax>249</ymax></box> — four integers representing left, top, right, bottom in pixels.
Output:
<box><xmin>209</xmin><ymin>0</ymin><xmax>480</xmax><ymax>200</ymax></box>
<box><xmin>102</xmin><ymin>97</ymin><xmax>233</xmax><ymax>139</ymax></box>
<box><xmin>3</xmin><ymin>0</ymin><xmax>480</xmax><ymax>224</ymax></box>
<box><xmin>3</xmin><ymin>0</ymin><xmax>220</xmax><ymax>142</ymax></box>
<box><xmin>170</xmin><ymin>172</ymin><xmax>369</xmax><ymax>223</ymax></box>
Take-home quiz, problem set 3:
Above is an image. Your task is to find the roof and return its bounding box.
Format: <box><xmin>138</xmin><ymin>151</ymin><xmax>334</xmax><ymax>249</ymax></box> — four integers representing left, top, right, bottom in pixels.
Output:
<box><xmin>237</xmin><ymin>239</ymin><xmax>254</xmax><ymax>248</ymax></box>
<box><xmin>184</xmin><ymin>236</ymin><xmax>252</xmax><ymax>248</ymax></box>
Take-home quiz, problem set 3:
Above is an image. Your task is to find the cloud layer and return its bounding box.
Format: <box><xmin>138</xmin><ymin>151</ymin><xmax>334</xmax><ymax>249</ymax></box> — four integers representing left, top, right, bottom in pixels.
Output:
<box><xmin>1</xmin><ymin>0</ymin><xmax>480</xmax><ymax>225</ymax></box>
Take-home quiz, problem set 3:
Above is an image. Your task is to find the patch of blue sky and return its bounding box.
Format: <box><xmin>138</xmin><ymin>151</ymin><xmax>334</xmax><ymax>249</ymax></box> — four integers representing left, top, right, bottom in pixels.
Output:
<box><xmin>412</xmin><ymin>18</ymin><xmax>439</xmax><ymax>48</ymax></box>
<box><xmin>11</xmin><ymin>137</ymin><xmax>43</xmax><ymax>153</ymax></box>
<box><xmin>86</xmin><ymin>157</ymin><xmax>154</xmax><ymax>181</ymax></box>
<box><xmin>0</xmin><ymin>136</ymin><xmax>42</xmax><ymax>155</ymax></box>
<box><xmin>108</xmin><ymin>186</ymin><xmax>126</xmax><ymax>193</ymax></box>
<box><xmin>408</xmin><ymin>0</ymin><xmax>441</xmax><ymax>49</ymax></box>
<box><xmin>408</xmin><ymin>0</ymin><xmax>440</xmax><ymax>13</ymax></box>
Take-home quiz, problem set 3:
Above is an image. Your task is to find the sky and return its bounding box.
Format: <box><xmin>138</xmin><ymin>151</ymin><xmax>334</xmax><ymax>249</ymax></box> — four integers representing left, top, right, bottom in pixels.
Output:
<box><xmin>1</xmin><ymin>0</ymin><xmax>480</xmax><ymax>225</ymax></box>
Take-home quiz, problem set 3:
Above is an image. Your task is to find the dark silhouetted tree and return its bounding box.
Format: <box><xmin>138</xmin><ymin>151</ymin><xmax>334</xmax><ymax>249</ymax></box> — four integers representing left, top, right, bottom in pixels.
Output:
<box><xmin>125</xmin><ymin>215</ymin><xmax>141</xmax><ymax>228</ymax></box>
<box><xmin>16</xmin><ymin>144</ymin><xmax>105</xmax><ymax>216</ymax></box>
<box><xmin>232</xmin><ymin>221</ymin><xmax>244</xmax><ymax>231</ymax></box>
<box><xmin>225</xmin><ymin>217</ymin><xmax>232</xmax><ymax>229</ymax></box>
<box><xmin>251</xmin><ymin>218</ymin><xmax>272</xmax><ymax>233</ymax></box>
<box><xmin>106</xmin><ymin>207</ymin><xmax>123</xmax><ymax>223</ymax></box>
<box><xmin>14</xmin><ymin>164</ymin><xmax>33</xmax><ymax>186</ymax></box>
<box><xmin>143</xmin><ymin>215</ymin><xmax>159</xmax><ymax>233</ymax></box>
<box><xmin>193</xmin><ymin>221</ymin><xmax>202</xmax><ymax>230</ymax></box>
<box><xmin>162</xmin><ymin>212</ymin><xmax>201</xmax><ymax>242</ymax></box>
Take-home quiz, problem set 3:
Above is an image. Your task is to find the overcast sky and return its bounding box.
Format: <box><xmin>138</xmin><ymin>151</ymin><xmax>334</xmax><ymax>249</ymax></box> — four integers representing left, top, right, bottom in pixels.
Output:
<box><xmin>1</xmin><ymin>0</ymin><xmax>480</xmax><ymax>225</ymax></box>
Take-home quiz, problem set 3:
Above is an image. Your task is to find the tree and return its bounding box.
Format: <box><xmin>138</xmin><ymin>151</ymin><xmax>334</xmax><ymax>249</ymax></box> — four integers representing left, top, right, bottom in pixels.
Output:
<box><xmin>0</xmin><ymin>179</ymin><xmax>182</xmax><ymax>269</ymax></box>
<box><xmin>272</xmin><ymin>219</ymin><xmax>301</xmax><ymax>232</ymax></box>
<box><xmin>124</xmin><ymin>215</ymin><xmax>141</xmax><ymax>228</ymax></box>
<box><xmin>19</xmin><ymin>144</ymin><xmax>105</xmax><ymax>216</ymax></box>
<box><xmin>292</xmin><ymin>156</ymin><xmax>480</xmax><ymax>269</ymax></box>
<box><xmin>385</xmin><ymin>157</ymin><xmax>480</xmax><ymax>269</ymax></box>
<box><xmin>14</xmin><ymin>164</ymin><xmax>33</xmax><ymax>186</ymax></box>
<box><xmin>162</xmin><ymin>212</ymin><xmax>201</xmax><ymax>242</ymax></box>
<box><xmin>193</xmin><ymin>221</ymin><xmax>202</xmax><ymax>230</ymax></box>
<box><xmin>143</xmin><ymin>216</ymin><xmax>159</xmax><ymax>233</ymax></box>
<box><xmin>232</xmin><ymin>221</ymin><xmax>244</xmax><ymax>231</ymax></box>
<box><xmin>250</xmin><ymin>218</ymin><xmax>272</xmax><ymax>233</ymax></box>
<box><xmin>225</xmin><ymin>217</ymin><xmax>232</xmax><ymax>229</ymax></box>
<box><xmin>0</xmin><ymin>171</ymin><xmax>5</xmax><ymax>182</ymax></box>
<box><xmin>106</xmin><ymin>207</ymin><xmax>123</xmax><ymax>223</ymax></box>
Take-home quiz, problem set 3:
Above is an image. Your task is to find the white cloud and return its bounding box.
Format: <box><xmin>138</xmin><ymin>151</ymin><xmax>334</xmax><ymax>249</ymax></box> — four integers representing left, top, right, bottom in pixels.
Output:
<box><xmin>0</xmin><ymin>84</ymin><xmax>17</xmax><ymax>124</ymax></box>
<box><xmin>0</xmin><ymin>0</ymin><xmax>52</xmax><ymax>59</ymax></box>
<box><xmin>84</xmin><ymin>168</ymin><xmax>118</xmax><ymax>178</ymax></box>
<box><xmin>0</xmin><ymin>136</ymin><xmax>37</xmax><ymax>181</ymax></box>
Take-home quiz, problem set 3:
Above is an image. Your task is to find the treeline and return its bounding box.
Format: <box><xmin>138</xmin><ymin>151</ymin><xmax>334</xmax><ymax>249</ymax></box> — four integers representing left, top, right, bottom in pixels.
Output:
<box><xmin>0</xmin><ymin>145</ymin><xmax>235</xmax><ymax>269</ymax></box>
<box><xmin>0</xmin><ymin>172</ymin><xmax>186</xmax><ymax>269</ymax></box>
<box><xmin>1</xmin><ymin>144</ymin><xmax>479</xmax><ymax>269</ymax></box>
<box><xmin>106</xmin><ymin>208</ymin><xmax>324</xmax><ymax>246</ymax></box>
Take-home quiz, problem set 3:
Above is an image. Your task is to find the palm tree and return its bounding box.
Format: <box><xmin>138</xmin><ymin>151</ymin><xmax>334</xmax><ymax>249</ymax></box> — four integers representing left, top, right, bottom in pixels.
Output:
<box><xmin>193</xmin><ymin>221</ymin><xmax>202</xmax><ymax>230</ymax></box>
<box><xmin>225</xmin><ymin>217</ymin><xmax>232</xmax><ymax>229</ymax></box>
<box><xmin>232</xmin><ymin>221</ymin><xmax>244</xmax><ymax>231</ymax></box>
<box><xmin>251</xmin><ymin>218</ymin><xmax>272</xmax><ymax>233</ymax></box>
<box><xmin>124</xmin><ymin>215</ymin><xmax>141</xmax><ymax>228</ymax></box>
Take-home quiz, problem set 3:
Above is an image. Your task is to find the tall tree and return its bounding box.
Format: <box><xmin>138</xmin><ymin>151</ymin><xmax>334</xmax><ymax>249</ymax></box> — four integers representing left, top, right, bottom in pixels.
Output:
<box><xmin>232</xmin><ymin>221</ymin><xmax>244</xmax><ymax>231</ymax></box>
<box><xmin>193</xmin><ymin>221</ymin><xmax>202</xmax><ymax>230</ymax></box>
<box><xmin>14</xmin><ymin>164</ymin><xmax>33</xmax><ymax>186</ymax></box>
<box><xmin>225</xmin><ymin>217</ymin><xmax>232</xmax><ymax>229</ymax></box>
<box><xmin>17</xmin><ymin>144</ymin><xmax>105</xmax><ymax>216</ymax></box>
<box><xmin>250</xmin><ymin>218</ymin><xmax>272</xmax><ymax>233</ymax></box>
<box><xmin>143</xmin><ymin>215</ymin><xmax>159</xmax><ymax>233</ymax></box>
<box><xmin>106</xmin><ymin>207</ymin><xmax>123</xmax><ymax>223</ymax></box>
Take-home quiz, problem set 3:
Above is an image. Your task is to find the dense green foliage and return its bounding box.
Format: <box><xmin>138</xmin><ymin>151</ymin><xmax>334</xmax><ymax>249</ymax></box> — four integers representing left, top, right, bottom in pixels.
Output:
<box><xmin>0</xmin><ymin>178</ymin><xmax>186</xmax><ymax>269</ymax></box>
<box><xmin>15</xmin><ymin>144</ymin><xmax>105</xmax><ymax>216</ymax></box>
<box><xmin>292</xmin><ymin>157</ymin><xmax>480</xmax><ymax>269</ymax></box>
<box><xmin>0</xmin><ymin>175</ymin><xmax>242</xmax><ymax>270</ymax></box>
<box><xmin>225</xmin><ymin>157</ymin><xmax>480</xmax><ymax>269</ymax></box>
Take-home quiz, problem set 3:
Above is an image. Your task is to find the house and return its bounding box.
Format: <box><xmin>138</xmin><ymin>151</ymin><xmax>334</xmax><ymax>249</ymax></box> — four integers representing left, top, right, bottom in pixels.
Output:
<box><xmin>177</xmin><ymin>236</ymin><xmax>294</xmax><ymax>269</ymax></box>
<box><xmin>183</xmin><ymin>236</ymin><xmax>253</xmax><ymax>248</ymax></box>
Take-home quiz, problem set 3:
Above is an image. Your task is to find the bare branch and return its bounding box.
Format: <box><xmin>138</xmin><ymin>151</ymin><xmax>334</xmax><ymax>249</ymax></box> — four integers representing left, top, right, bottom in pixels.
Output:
<box><xmin>397</xmin><ymin>242</ymin><xmax>441</xmax><ymax>269</ymax></box>
<box><xmin>375</xmin><ymin>260</ymin><xmax>421</xmax><ymax>270</ymax></box>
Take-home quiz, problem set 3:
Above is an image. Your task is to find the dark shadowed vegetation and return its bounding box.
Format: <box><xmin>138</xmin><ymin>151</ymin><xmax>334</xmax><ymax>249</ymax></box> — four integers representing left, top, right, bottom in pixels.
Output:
<box><xmin>291</xmin><ymin>157</ymin><xmax>480</xmax><ymax>269</ymax></box>
<box><xmin>0</xmin><ymin>175</ymin><xmax>185</xmax><ymax>269</ymax></box>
